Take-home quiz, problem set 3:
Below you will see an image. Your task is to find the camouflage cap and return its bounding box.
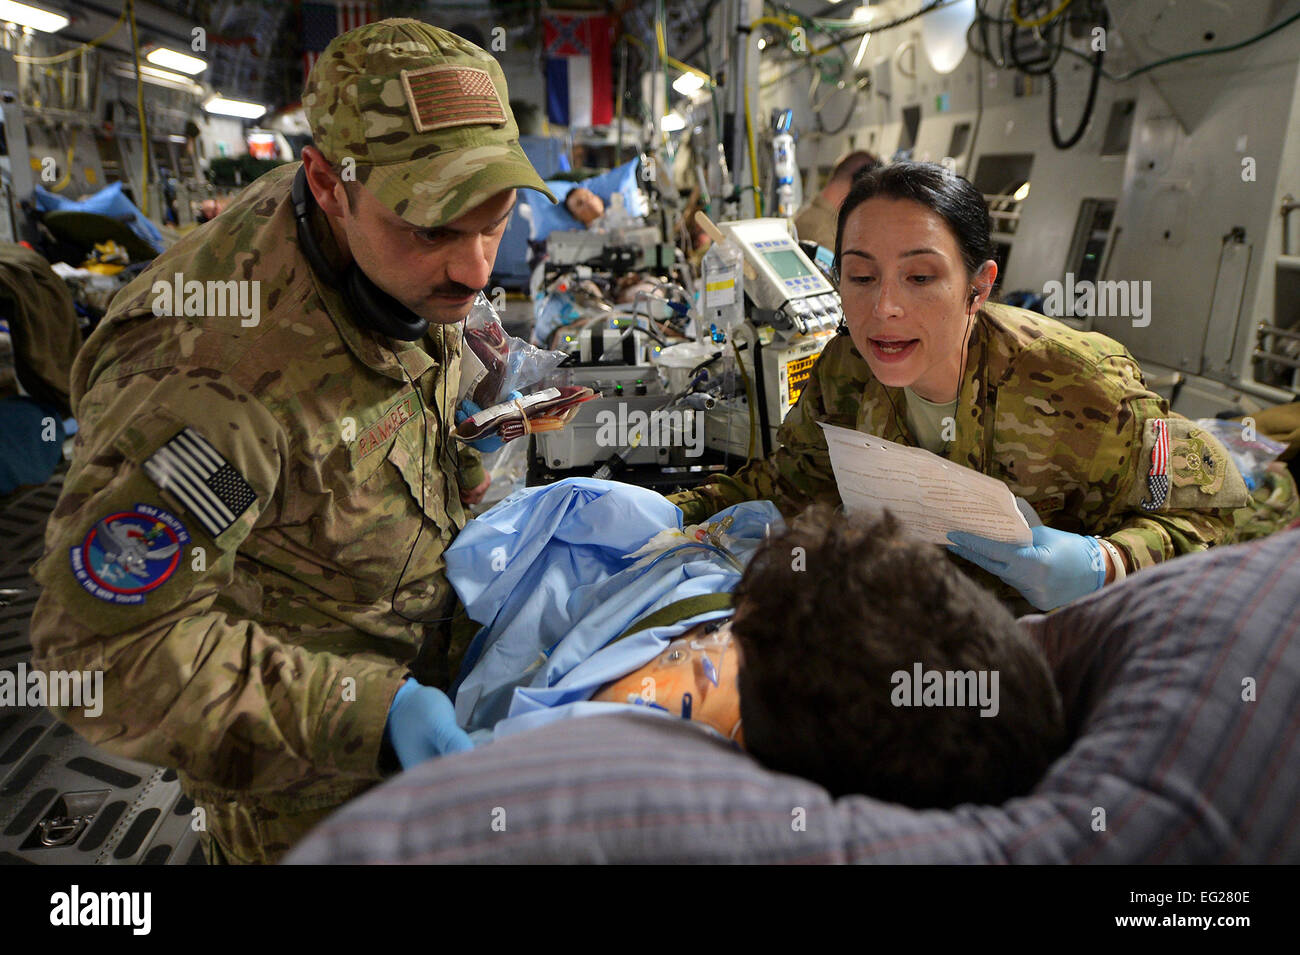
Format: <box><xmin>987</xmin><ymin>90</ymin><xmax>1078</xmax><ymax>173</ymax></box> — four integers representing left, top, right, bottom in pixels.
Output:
<box><xmin>302</xmin><ymin>18</ymin><xmax>555</xmax><ymax>228</ymax></box>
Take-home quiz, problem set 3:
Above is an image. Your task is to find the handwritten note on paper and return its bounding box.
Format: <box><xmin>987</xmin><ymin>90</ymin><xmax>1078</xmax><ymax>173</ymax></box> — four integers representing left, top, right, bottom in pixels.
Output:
<box><xmin>818</xmin><ymin>421</ymin><xmax>1033</xmax><ymax>546</ymax></box>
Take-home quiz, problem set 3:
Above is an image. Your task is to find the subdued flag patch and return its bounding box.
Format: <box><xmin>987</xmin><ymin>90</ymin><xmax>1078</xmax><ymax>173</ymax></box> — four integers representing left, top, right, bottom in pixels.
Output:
<box><xmin>400</xmin><ymin>65</ymin><xmax>505</xmax><ymax>132</ymax></box>
<box><xmin>143</xmin><ymin>428</ymin><xmax>257</xmax><ymax>539</ymax></box>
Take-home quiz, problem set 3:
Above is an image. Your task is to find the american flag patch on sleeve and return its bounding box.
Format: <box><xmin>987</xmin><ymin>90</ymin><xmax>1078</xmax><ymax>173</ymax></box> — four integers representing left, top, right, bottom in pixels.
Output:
<box><xmin>143</xmin><ymin>428</ymin><xmax>258</xmax><ymax>539</ymax></box>
<box><xmin>1140</xmin><ymin>418</ymin><xmax>1171</xmax><ymax>511</ymax></box>
<box><xmin>400</xmin><ymin>65</ymin><xmax>506</xmax><ymax>132</ymax></box>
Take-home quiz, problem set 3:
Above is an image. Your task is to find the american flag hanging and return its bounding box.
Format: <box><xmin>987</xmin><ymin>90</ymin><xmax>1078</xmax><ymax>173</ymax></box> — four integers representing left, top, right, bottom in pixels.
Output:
<box><xmin>301</xmin><ymin>1</ymin><xmax>380</xmax><ymax>81</ymax></box>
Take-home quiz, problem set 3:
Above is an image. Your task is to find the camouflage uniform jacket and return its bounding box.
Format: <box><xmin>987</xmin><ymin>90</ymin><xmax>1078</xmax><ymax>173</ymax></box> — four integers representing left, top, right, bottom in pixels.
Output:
<box><xmin>28</xmin><ymin>161</ymin><xmax>486</xmax><ymax>863</ymax></box>
<box><xmin>669</xmin><ymin>303</ymin><xmax>1248</xmax><ymax>610</ymax></box>
<box><xmin>793</xmin><ymin>192</ymin><xmax>838</xmax><ymax>252</ymax></box>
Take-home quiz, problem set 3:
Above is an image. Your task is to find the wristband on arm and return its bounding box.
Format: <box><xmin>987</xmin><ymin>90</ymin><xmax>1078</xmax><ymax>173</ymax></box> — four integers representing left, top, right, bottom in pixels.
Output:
<box><xmin>1094</xmin><ymin>537</ymin><xmax>1127</xmax><ymax>583</ymax></box>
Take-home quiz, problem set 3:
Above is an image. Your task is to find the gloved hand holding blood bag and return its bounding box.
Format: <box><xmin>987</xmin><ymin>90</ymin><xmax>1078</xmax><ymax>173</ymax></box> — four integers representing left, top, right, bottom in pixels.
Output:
<box><xmin>460</xmin><ymin>293</ymin><xmax>568</xmax><ymax>409</ymax></box>
<box><xmin>456</xmin><ymin>293</ymin><xmax>580</xmax><ymax>445</ymax></box>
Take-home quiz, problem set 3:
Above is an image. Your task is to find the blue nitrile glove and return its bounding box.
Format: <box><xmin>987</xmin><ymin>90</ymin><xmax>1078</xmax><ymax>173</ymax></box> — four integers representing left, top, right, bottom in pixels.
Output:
<box><xmin>455</xmin><ymin>390</ymin><xmax>523</xmax><ymax>453</ymax></box>
<box><xmin>384</xmin><ymin>678</ymin><xmax>474</xmax><ymax>769</ymax></box>
<box><xmin>946</xmin><ymin>525</ymin><xmax>1106</xmax><ymax>611</ymax></box>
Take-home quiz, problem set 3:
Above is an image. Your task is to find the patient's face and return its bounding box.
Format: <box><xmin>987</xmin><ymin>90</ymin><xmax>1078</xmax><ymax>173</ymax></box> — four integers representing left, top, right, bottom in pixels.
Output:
<box><xmin>566</xmin><ymin>187</ymin><xmax>605</xmax><ymax>226</ymax></box>
<box><xmin>592</xmin><ymin>619</ymin><xmax>744</xmax><ymax>745</ymax></box>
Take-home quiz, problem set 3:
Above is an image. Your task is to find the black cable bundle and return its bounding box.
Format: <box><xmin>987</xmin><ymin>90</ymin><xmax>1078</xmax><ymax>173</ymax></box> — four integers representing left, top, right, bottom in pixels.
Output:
<box><xmin>967</xmin><ymin>0</ymin><xmax>1107</xmax><ymax>151</ymax></box>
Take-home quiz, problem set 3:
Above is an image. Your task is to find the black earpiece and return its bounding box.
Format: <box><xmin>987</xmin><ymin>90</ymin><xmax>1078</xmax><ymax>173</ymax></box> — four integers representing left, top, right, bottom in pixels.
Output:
<box><xmin>292</xmin><ymin>166</ymin><xmax>429</xmax><ymax>342</ymax></box>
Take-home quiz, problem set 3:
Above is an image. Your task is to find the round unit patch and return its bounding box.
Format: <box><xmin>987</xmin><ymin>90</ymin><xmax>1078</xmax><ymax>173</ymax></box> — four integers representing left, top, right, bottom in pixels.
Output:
<box><xmin>69</xmin><ymin>503</ymin><xmax>191</xmax><ymax>604</ymax></box>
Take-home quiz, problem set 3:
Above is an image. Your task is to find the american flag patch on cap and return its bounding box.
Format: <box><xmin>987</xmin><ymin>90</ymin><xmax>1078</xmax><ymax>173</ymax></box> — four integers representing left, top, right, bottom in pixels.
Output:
<box><xmin>400</xmin><ymin>65</ymin><xmax>505</xmax><ymax>132</ymax></box>
<box><xmin>143</xmin><ymin>428</ymin><xmax>258</xmax><ymax>539</ymax></box>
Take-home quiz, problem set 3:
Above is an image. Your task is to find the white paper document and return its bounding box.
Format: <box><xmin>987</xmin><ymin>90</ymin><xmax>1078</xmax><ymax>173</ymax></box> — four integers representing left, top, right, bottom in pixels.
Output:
<box><xmin>457</xmin><ymin>342</ymin><xmax>489</xmax><ymax>403</ymax></box>
<box><xmin>818</xmin><ymin>421</ymin><xmax>1034</xmax><ymax>546</ymax></box>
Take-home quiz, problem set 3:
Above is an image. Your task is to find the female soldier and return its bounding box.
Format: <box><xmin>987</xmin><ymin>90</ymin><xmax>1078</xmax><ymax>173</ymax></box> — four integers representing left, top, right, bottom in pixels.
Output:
<box><xmin>668</xmin><ymin>161</ymin><xmax>1249</xmax><ymax>613</ymax></box>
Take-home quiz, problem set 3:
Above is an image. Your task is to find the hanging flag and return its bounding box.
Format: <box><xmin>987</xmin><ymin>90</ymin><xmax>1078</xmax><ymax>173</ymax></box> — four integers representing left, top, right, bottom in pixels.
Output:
<box><xmin>300</xmin><ymin>1</ymin><xmax>380</xmax><ymax>81</ymax></box>
<box><xmin>542</xmin><ymin>11</ymin><xmax>614</xmax><ymax>128</ymax></box>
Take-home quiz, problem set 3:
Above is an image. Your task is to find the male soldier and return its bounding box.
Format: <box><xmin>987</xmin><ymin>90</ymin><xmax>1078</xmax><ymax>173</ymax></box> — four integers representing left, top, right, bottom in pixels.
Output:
<box><xmin>27</xmin><ymin>19</ymin><xmax>554</xmax><ymax>864</ymax></box>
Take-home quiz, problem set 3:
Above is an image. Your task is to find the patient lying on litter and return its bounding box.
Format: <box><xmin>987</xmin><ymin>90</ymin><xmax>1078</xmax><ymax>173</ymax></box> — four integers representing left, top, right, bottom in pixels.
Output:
<box><xmin>447</xmin><ymin>480</ymin><xmax>1066</xmax><ymax>807</ymax></box>
<box><xmin>447</xmin><ymin>477</ymin><xmax>766</xmax><ymax>738</ymax></box>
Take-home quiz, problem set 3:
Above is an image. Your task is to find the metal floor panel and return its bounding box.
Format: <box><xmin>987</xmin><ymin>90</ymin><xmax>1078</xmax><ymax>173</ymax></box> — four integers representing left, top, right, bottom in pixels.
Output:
<box><xmin>0</xmin><ymin>476</ymin><xmax>62</xmax><ymax>674</ymax></box>
<box><xmin>0</xmin><ymin>471</ymin><xmax>204</xmax><ymax>865</ymax></box>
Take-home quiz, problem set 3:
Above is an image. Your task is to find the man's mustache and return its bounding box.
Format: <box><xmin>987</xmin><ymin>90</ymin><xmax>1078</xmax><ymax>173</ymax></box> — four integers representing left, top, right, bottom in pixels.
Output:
<box><xmin>432</xmin><ymin>282</ymin><xmax>481</xmax><ymax>298</ymax></box>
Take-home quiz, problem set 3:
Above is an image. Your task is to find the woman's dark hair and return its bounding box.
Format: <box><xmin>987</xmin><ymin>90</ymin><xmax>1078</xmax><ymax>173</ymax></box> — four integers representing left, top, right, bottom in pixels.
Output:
<box><xmin>731</xmin><ymin>505</ymin><xmax>1066</xmax><ymax>807</ymax></box>
<box><xmin>834</xmin><ymin>161</ymin><xmax>993</xmax><ymax>282</ymax></box>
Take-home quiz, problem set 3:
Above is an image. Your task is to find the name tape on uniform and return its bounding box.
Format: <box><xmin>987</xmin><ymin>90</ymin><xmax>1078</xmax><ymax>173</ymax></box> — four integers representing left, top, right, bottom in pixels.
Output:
<box><xmin>143</xmin><ymin>427</ymin><xmax>257</xmax><ymax>539</ymax></box>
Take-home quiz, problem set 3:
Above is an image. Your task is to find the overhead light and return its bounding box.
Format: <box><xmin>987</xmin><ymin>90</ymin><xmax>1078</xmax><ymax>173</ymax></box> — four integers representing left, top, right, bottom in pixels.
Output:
<box><xmin>203</xmin><ymin>95</ymin><xmax>267</xmax><ymax>119</ymax></box>
<box><xmin>921</xmin><ymin>0</ymin><xmax>975</xmax><ymax>74</ymax></box>
<box><xmin>660</xmin><ymin>112</ymin><xmax>686</xmax><ymax>132</ymax></box>
<box><xmin>672</xmin><ymin>71</ymin><xmax>704</xmax><ymax>96</ymax></box>
<box><xmin>0</xmin><ymin>0</ymin><xmax>69</xmax><ymax>33</ymax></box>
<box><xmin>168</xmin><ymin>134</ymin><xmax>188</xmax><ymax>143</ymax></box>
<box><xmin>112</xmin><ymin>62</ymin><xmax>203</xmax><ymax>94</ymax></box>
<box><xmin>852</xmin><ymin>5</ymin><xmax>873</xmax><ymax>71</ymax></box>
<box><xmin>756</xmin><ymin>37</ymin><xmax>766</xmax><ymax>50</ymax></box>
<box><xmin>146</xmin><ymin>46</ymin><xmax>208</xmax><ymax>75</ymax></box>
<box><xmin>1013</xmin><ymin>181</ymin><xmax>1031</xmax><ymax>201</ymax></box>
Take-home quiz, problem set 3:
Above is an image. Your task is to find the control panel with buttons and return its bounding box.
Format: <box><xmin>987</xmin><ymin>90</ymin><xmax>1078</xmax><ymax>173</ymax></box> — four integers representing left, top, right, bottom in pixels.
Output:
<box><xmin>717</xmin><ymin>218</ymin><xmax>842</xmax><ymax>334</ymax></box>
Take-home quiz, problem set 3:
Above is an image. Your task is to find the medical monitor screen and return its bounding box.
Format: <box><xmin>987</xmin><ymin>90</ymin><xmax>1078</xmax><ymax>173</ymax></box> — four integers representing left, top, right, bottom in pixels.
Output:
<box><xmin>763</xmin><ymin>248</ymin><xmax>812</xmax><ymax>280</ymax></box>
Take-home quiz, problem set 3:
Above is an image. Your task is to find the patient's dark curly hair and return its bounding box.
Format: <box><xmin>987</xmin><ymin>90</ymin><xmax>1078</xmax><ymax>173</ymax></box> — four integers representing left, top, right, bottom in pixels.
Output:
<box><xmin>731</xmin><ymin>506</ymin><xmax>1066</xmax><ymax>807</ymax></box>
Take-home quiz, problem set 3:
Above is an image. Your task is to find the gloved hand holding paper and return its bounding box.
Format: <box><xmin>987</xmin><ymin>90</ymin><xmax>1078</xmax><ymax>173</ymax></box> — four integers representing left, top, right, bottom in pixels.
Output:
<box><xmin>817</xmin><ymin>421</ymin><xmax>1033</xmax><ymax>545</ymax></box>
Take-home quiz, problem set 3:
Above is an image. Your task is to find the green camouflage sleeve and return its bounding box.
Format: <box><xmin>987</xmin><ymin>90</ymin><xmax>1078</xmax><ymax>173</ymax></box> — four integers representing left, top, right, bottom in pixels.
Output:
<box><xmin>456</xmin><ymin>443</ymin><xmax>487</xmax><ymax>490</ymax></box>
<box><xmin>28</xmin><ymin>368</ymin><xmax>405</xmax><ymax>793</ymax></box>
<box><xmin>1232</xmin><ymin>463</ymin><xmax>1300</xmax><ymax>541</ymax></box>
<box><xmin>667</xmin><ymin>353</ymin><xmax>844</xmax><ymax>525</ymax></box>
<box><xmin>1079</xmin><ymin>363</ymin><xmax>1247</xmax><ymax>572</ymax></box>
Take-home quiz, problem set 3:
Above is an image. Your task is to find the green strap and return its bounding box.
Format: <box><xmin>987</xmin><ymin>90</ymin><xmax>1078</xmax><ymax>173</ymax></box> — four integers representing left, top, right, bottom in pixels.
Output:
<box><xmin>611</xmin><ymin>592</ymin><xmax>734</xmax><ymax>645</ymax></box>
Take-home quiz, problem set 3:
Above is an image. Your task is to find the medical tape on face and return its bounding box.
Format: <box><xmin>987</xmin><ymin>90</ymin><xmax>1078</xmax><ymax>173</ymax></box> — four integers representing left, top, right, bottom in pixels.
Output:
<box><xmin>700</xmin><ymin>653</ymin><xmax>719</xmax><ymax>686</ymax></box>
